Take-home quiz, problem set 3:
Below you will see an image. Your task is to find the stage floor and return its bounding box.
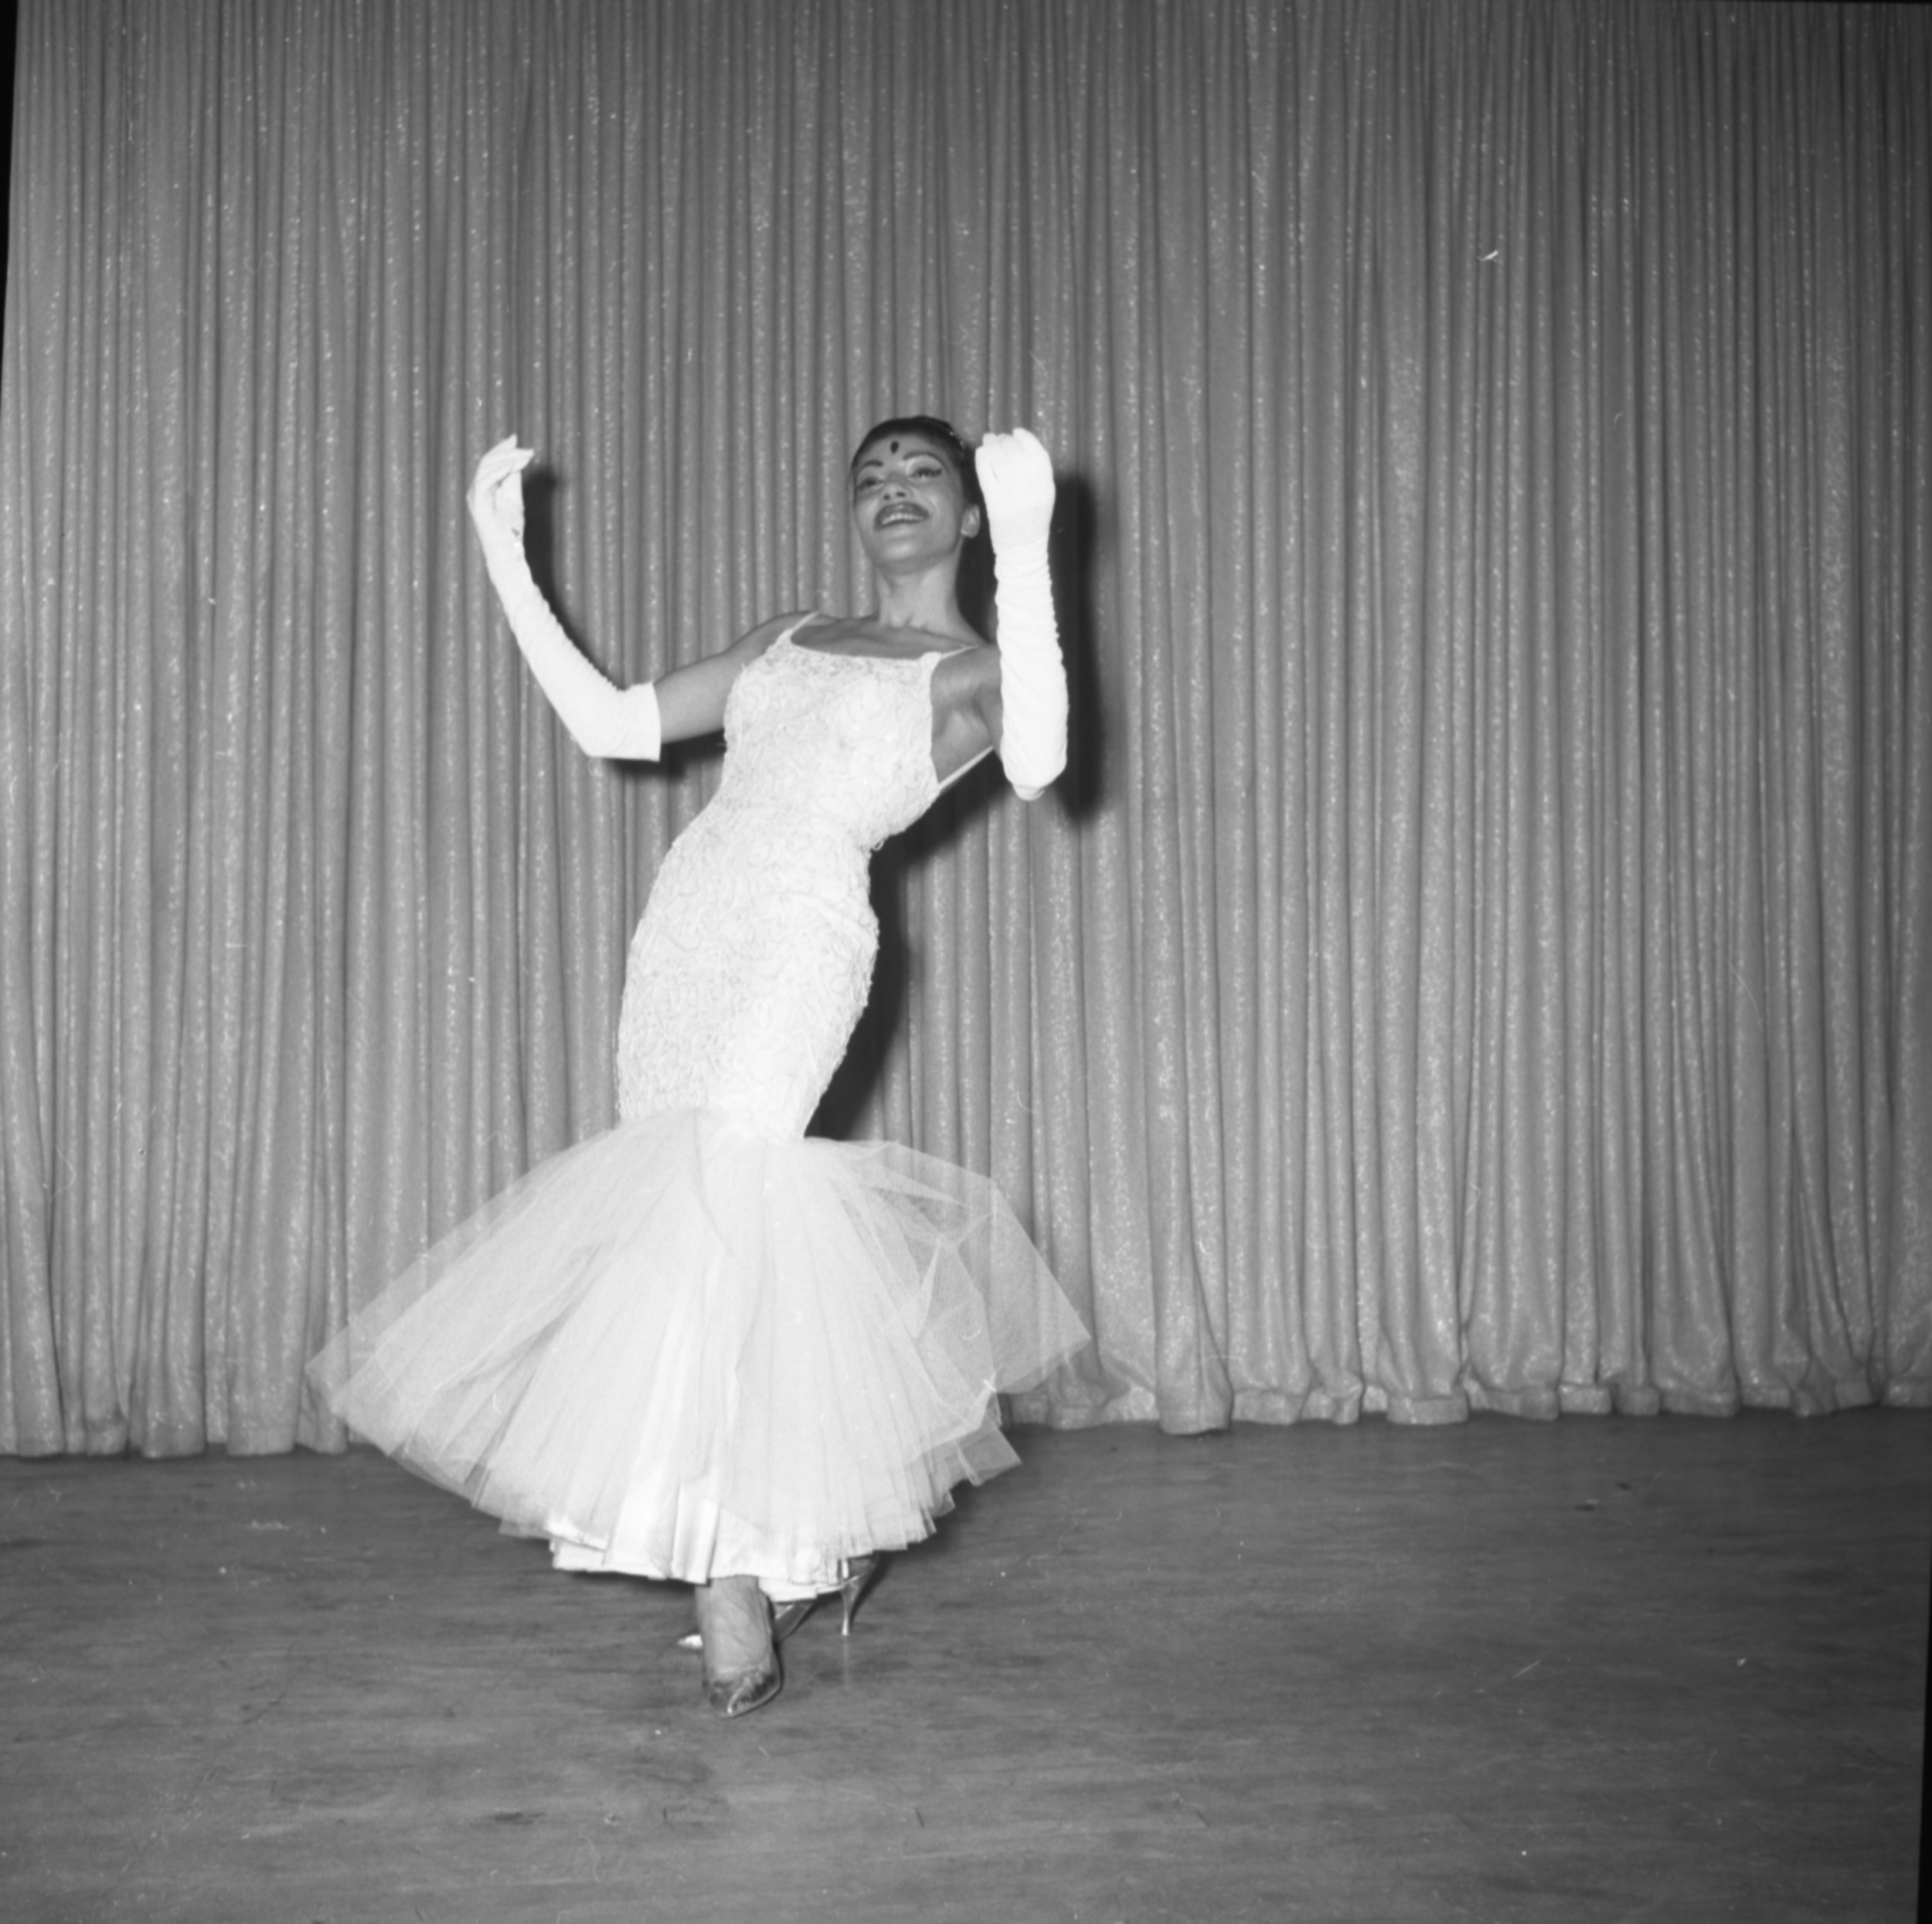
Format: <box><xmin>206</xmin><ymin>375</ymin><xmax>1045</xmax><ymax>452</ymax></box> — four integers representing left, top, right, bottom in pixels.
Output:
<box><xmin>2</xmin><ymin>1408</ymin><xmax>1924</xmax><ymax>1922</ymax></box>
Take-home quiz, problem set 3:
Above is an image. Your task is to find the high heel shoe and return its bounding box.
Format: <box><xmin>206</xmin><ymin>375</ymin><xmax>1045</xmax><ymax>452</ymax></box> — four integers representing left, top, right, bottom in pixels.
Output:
<box><xmin>838</xmin><ymin>1554</ymin><xmax>881</xmax><ymax>1636</ymax></box>
<box><xmin>772</xmin><ymin>1596</ymin><xmax>818</xmax><ymax>1643</ymax></box>
<box><xmin>692</xmin><ymin>1576</ymin><xmax>781</xmax><ymax>1718</ymax></box>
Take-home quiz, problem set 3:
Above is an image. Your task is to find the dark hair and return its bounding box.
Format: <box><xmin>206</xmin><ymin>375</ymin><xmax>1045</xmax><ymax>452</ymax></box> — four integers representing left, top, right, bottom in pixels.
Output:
<box><xmin>849</xmin><ymin>416</ymin><xmax>980</xmax><ymax>508</ymax></box>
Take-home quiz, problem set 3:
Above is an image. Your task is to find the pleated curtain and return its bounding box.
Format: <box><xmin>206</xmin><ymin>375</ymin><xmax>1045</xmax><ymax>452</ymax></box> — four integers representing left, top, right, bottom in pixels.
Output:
<box><xmin>2</xmin><ymin>0</ymin><xmax>1927</xmax><ymax>1457</ymax></box>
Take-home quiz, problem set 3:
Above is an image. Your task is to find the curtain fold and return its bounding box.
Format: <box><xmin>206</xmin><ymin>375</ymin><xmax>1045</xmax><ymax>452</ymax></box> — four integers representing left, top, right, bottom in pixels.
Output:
<box><xmin>2</xmin><ymin>0</ymin><xmax>1927</xmax><ymax>1457</ymax></box>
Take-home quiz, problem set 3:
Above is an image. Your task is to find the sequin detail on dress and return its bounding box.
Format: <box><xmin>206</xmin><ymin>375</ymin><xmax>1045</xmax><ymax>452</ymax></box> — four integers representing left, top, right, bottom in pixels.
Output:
<box><xmin>617</xmin><ymin>631</ymin><xmax>941</xmax><ymax>1136</ymax></box>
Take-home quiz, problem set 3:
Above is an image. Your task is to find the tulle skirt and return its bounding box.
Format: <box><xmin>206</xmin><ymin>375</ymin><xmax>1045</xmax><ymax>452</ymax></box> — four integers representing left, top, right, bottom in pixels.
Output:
<box><xmin>307</xmin><ymin>1108</ymin><xmax>1087</xmax><ymax>1593</ymax></box>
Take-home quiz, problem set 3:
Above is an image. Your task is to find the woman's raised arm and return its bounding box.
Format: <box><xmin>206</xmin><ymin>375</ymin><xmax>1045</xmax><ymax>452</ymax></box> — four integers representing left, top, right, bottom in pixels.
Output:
<box><xmin>468</xmin><ymin>439</ymin><xmax>789</xmax><ymax>757</ymax></box>
<box><xmin>975</xmin><ymin>429</ymin><xmax>1067</xmax><ymax>798</ymax></box>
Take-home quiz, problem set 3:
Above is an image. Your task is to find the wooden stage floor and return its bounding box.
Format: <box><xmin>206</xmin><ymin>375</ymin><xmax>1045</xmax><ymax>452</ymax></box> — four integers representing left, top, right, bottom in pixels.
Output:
<box><xmin>2</xmin><ymin>1409</ymin><xmax>1924</xmax><ymax>1922</ymax></box>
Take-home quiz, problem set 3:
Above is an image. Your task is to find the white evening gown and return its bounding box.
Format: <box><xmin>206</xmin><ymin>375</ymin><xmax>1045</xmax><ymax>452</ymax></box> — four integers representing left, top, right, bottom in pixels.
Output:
<box><xmin>309</xmin><ymin>623</ymin><xmax>1087</xmax><ymax>1594</ymax></box>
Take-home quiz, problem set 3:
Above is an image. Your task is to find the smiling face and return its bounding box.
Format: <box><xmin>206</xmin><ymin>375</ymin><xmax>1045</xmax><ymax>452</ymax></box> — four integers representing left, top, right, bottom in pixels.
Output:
<box><xmin>849</xmin><ymin>425</ymin><xmax>984</xmax><ymax>573</ymax></box>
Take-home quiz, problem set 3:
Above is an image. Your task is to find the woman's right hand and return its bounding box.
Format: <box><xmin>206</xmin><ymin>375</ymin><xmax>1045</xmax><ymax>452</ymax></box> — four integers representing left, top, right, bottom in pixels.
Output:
<box><xmin>464</xmin><ymin>437</ymin><xmax>665</xmax><ymax>761</ymax></box>
<box><xmin>469</xmin><ymin>436</ymin><xmax>535</xmax><ymax>551</ymax></box>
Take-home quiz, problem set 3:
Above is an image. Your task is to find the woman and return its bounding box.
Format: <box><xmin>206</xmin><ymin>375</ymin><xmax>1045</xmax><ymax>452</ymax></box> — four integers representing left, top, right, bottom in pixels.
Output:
<box><xmin>311</xmin><ymin>418</ymin><xmax>1086</xmax><ymax>1719</ymax></box>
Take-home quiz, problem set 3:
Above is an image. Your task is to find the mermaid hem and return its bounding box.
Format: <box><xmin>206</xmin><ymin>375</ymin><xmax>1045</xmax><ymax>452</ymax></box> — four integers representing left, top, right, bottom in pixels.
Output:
<box><xmin>308</xmin><ymin>1107</ymin><xmax>1086</xmax><ymax>1587</ymax></box>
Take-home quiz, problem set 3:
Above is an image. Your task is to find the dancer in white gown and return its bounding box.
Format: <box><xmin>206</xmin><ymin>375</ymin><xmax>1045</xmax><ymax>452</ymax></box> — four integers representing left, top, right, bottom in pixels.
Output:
<box><xmin>310</xmin><ymin>417</ymin><xmax>1086</xmax><ymax>1717</ymax></box>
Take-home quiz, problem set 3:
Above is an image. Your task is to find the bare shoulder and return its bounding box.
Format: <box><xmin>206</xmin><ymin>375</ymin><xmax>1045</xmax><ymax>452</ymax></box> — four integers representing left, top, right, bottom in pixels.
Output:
<box><xmin>653</xmin><ymin>609</ymin><xmax>815</xmax><ymax>743</ymax></box>
<box><xmin>931</xmin><ymin>640</ymin><xmax>999</xmax><ymax>702</ymax></box>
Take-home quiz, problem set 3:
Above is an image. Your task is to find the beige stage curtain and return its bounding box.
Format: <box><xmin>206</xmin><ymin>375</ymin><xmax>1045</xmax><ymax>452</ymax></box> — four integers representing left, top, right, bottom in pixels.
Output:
<box><xmin>2</xmin><ymin>0</ymin><xmax>1927</xmax><ymax>1457</ymax></box>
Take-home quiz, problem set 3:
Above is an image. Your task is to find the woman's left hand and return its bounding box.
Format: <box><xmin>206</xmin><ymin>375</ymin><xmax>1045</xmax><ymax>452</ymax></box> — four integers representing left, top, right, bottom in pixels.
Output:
<box><xmin>975</xmin><ymin>429</ymin><xmax>1056</xmax><ymax>552</ymax></box>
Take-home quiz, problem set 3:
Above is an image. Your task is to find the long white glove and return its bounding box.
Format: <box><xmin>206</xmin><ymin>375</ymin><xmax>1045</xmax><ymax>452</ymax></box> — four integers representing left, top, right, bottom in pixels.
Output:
<box><xmin>975</xmin><ymin>428</ymin><xmax>1066</xmax><ymax>799</ymax></box>
<box><xmin>467</xmin><ymin>437</ymin><xmax>662</xmax><ymax>761</ymax></box>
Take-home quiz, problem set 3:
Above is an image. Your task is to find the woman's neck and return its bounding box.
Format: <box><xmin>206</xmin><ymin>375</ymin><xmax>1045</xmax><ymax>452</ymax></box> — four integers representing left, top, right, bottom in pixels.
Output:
<box><xmin>871</xmin><ymin>567</ymin><xmax>969</xmax><ymax>638</ymax></box>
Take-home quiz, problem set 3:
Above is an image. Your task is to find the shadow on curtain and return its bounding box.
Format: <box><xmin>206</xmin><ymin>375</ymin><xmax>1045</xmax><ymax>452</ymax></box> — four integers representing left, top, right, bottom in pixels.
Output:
<box><xmin>2</xmin><ymin>0</ymin><xmax>1927</xmax><ymax>1456</ymax></box>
